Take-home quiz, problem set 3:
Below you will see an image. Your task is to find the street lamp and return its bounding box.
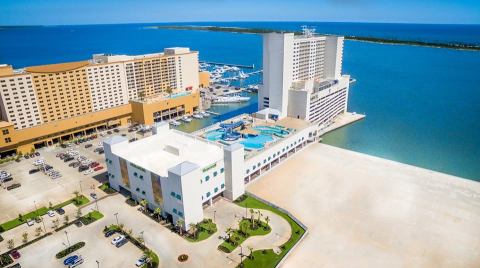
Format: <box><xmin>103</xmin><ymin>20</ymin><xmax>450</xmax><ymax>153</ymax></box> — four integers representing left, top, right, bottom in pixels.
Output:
<box><xmin>64</xmin><ymin>231</ymin><xmax>71</xmax><ymax>247</ymax></box>
<box><xmin>114</xmin><ymin>212</ymin><xmax>119</xmax><ymax>226</ymax></box>
<box><xmin>239</xmin><ymin>244</ymin><xmax>244</xmax><ymax>267</ymax></box>
<box><xmin>79</xmin><ymin>180</ymin><xmax>83</xmax><ymax>193</ymax></box>
<box><xmin>213</xmin><ymin>210</ymin><xmax>217</xmax><ymax>223</ymax></box>
<box><xmin>96</xmin><ymin>260</ymin><xmax>100</xmax><ymax>268</ymax></box>
<box><xmin>140</xmin><ymin>231</ymin><xmax>145</xmax><ymax>248</ymax></box>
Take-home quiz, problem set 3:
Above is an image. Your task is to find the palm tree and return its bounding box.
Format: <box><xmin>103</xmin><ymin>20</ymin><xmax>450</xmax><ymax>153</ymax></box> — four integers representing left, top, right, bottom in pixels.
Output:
<box><xmin>52</xmin><ymin>218</ymin><xmax>60</xmax><ymax>229</ymax></box>
<box><xmin>63</xmin><ymin>215</ymin><xmax>70</xmax><ymax>225</ymax></box>
<box><xmin>119</xmin><ymin>223</ymin><xmax>125</xmax><ymax>231</ymax></box>
<box><xmin>22</xmin><ymin>232</ymin><xmax>28</xmax><ymax>243</ymax></box>
<box><xmin>225</xmin><ymin>227</ymin><xmax>234</xmax><ymax>243</ymax></box>
<box><xmin>75</xmin><ymin>208</ymin><xmax>82</xmax><ymax>219</ymax></box>
<box><xmin>136</xmin><ymin>235</ymin><xmax>144</xmax><ymax>244</ymax></box>
<box><xmin>154</xmin><ymin>207</ymin><xmax>162</xmax><ymax>221</ymax></box>
<box><xmin>128</xmin><ymin>228</ymin><xmax>133</xmax><ymax>236</ymax></box>
<box><xmin>189</xmin><ymin>223</ymin><xmax>197</xmax><ymax>239</ymax></box>
<box><xmin>7</xmin><ymin>239</ymin><xmax>14</xmax><ymax>249</ymax></box>
<box><xmin>256</xmin><ymin>210</ymin><xmax>262</xmax><ymax>226</ymax></box>
<box><xmin>165</xmin><ymin>86</ymin><xmax>173</xmax><ymax>98</ymax></box>
<box><xmin>35</xmin><ymin>227</ymin><xmax>43</xmax><ymax>237</ymax></box>
<box><xmin>176</xmin><ymin>219</ymin><xmax>184</xmax><ymax>236</ymax></box>
<box><xmin>139</xmin><ymin>199</ymin><xmax>148</xmax><ymax>214</ymax></box>
<box><xmin>265</xmin><ymin>216</ymin><xmax>270</xmax><ymax>228</ymax></box>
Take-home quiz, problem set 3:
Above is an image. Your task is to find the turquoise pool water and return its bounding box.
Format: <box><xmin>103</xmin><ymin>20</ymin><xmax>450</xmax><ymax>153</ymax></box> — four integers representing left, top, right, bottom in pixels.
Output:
<box><xmin>205</xmin><ymin>129</ymin><xmax>225</xmax><ymax>141</ymax></box>
<box><xmin>170</xmin><ymin>92</ymin><xmax>190</xmax><ymax>98</ymax></box>
<box><xmin>253</xmin><ymin>126</ymin><xmax>289</xmax><ymax>136</ymax></box>
<box><xmin>240</xmin><ymin>134</ymin><xmax>274</xmax><ymax>150</ymax></box>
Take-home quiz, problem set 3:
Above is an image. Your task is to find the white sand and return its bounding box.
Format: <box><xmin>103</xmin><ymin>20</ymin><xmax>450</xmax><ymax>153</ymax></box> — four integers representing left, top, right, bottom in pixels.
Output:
<box><xmin>247</xmin><ymin>144</ymin><xmax>480</xmax><ymax>268</ymax></box>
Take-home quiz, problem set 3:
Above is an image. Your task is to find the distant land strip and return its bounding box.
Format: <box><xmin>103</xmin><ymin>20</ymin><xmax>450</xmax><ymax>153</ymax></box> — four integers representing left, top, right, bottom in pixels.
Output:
<box><xmin>150</xmin><ymin>25</ymin><xmax>480</xmax><ymax>51</ymax></box>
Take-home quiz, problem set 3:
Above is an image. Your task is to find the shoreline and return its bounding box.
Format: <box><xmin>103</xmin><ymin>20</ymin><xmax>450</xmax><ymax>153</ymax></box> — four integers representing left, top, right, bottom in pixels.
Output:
<box><xmin>150</xmin><ymin>25</ymin><xmax>480</xmax><ymax>51</ymax></box>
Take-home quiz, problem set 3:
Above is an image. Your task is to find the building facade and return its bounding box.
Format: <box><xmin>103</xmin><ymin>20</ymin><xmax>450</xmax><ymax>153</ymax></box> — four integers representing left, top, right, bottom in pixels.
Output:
<box><xmin>0</xmin><ymin>48</ymin><xmax>202</xmax><ymax>155</ymax></box>
<box><xmin>105</xmin><ymin>115</ymin><xmax>318</xmax><ymax>229</ymax></box>
<box><xmin>260</xmin><ymin>30</ymin><xmax>350</xmax><ymax>128</ymax></box>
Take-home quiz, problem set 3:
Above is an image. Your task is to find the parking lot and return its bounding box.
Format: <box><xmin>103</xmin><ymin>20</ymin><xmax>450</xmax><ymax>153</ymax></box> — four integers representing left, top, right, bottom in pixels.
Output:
<box><xmin>16</xmin><ymin>202</ymin><xmax>143</xmax><ymax>268</ymax></box>
<box><xmin>0</xmin><ymin>125</ymin><xmax>150</xmax><ymax>223</ymax></box>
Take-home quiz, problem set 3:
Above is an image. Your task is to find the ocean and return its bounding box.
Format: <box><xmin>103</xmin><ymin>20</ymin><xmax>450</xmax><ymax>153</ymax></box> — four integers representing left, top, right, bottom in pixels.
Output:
<box><xmin>0</xmin><ymin>22</ymin><xmax>479</xmax><ymax>181</ymax></box>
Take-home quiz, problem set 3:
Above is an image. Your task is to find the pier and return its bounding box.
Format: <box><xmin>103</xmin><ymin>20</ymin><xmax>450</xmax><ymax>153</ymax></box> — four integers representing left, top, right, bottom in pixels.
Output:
<box><xmin>200</xmin><ymin>61</ymin><xmax>255</xmax><ymax>69</ymax></box>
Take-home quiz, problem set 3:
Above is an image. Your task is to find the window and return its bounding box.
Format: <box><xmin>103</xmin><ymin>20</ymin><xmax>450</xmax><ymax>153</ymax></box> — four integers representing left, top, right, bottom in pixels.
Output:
<box><xmin>4</xmin><ymin>137</ymin><xmax>11</xmax><ymax>143</ymax></box>
<box><xmin>170</xmin><ymin>191</ymin><xmax>175</xmax><ymax>197</ymax></box>
<box><xmin>178</xmin><ymin>211</ymin><xmax>183</xmax><ymax>217</ymax></box>
<box><xmin>220</xmin><ymin>168</ymin><xmax>224</xmax><ymax>173</ymax></box>
<box><xmin>221</xmin><ymin>183</ymin><xmax>225</xmax><ymax>189</ymax></box>
<box><xmin>214</xmin><ymin>187</ymin><xmax>218</xmax><ymax>193</ymax></box>
<box><xmin>176</xmin><ymin>194</ymin><xmax>182</xmax><ymax>200</ymax></box>
<box><xmin>205</xmin><ymin>175</ymin><xmax>210</xmax><ymax>181</ymax></box>
<box><xmin>173</xmin><ymin>208</ymin><xmax>177</xmax><ymax>214</ymax></box>
<box><xmin>213</xmin><ymin>171</ymin><xmax>218</xmax><ymax>177</ymax></box>
<box><xmin>133</xmin><ymin>172</ymin><xmax>138</xmax><ymax>177</ymax></box>
<box><xmin>206</xmin><ymin>192</ymin><xmax>211</xmax><ymax>197</ymax></box>
<box><xmin>2</xmin><ymin>129</ymin><xmax>9</xmax><ymax>135</ymax></box>
<box><xmin>246</xmin><ymin>169</ymin><xmax>250</xmax><ymax>174</ymax></box>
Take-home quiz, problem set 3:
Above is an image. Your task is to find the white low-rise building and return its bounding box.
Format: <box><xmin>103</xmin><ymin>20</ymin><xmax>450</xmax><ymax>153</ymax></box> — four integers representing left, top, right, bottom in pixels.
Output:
<box><xmin>104</xmin><ymin>116</ymin><xmax>318</xmax><ymax>229</ymax></box>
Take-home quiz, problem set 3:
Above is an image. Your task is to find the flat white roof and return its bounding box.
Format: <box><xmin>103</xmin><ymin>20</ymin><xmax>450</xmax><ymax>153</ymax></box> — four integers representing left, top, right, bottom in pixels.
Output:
<box><xmin>111</xmin><ymin>130</ymin><xmax>223</xmax><ymax>177</ymax></box>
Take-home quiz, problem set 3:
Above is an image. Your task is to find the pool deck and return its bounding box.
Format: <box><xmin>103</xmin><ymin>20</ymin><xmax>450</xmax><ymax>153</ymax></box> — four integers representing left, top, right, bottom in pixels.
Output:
<box><xmin>247</xmin><ymin>143</ymin><xmax>480</xmax><ymax>267</ymax></box>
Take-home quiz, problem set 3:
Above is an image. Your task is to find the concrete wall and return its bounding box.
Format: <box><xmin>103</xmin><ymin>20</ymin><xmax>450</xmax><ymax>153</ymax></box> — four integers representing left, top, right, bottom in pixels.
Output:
<box><xmin>324</xmin><ymin>36</ymin><xmax>344</xmax><ymax>80</ymax></box>
<box><xmin>223</xmin><ymin>144</ymin><xmax>245</xmax><ymax>201</ymax></box>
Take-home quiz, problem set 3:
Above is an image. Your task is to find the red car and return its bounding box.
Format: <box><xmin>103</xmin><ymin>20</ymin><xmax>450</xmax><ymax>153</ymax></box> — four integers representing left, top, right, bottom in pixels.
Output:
<box><xmin>90</xmin><ymin>162</ymin><xmax>99</xmax><ymax>168</ymax></box>
<box><xmin>10</xmin><ymin>250</ymin><xmax>21</xmax><ymax>259</ymax></box>
<box><xmin>93</xmin><ymin>166</ymin><xmax>103</xmax><ymax>171</ymax></box>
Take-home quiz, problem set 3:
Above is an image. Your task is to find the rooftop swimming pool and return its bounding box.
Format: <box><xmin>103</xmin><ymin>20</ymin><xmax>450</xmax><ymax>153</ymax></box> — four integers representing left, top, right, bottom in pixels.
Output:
<box><xmin>170</xmin><ymin>92</ymin><xmax>191</xmax><ymax>99</ymax></box>
<box><xmin>204</xmin><ymin>125</ymin><xmax>290</xmax><ymax>150</ymax></box>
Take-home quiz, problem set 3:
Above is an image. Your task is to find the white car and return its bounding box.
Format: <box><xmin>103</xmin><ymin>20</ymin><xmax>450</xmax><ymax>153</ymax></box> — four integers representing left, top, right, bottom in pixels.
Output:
<box><xmin>83</xmin><ymin>169</ymin><xmax>93</xmax><ymax>175</ymax></box>
<box><xmin>47</xmin><ymin>210</ymin><xmax>55</xmax><ymax>217</ymax></box>
<box><xmin>27</xmin><ymin>219</ymin><xmax>35</xmax><ymax>226</ymax></box>
<box><xmin>111</xmin><ymin>235</ymin><xmax>125</xmax><ymax>245</ymax></box>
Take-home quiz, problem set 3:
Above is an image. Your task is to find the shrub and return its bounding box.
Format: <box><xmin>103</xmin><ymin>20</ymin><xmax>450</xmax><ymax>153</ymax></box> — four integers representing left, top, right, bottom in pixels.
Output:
<box><xmin>55</xmin><ymin>241</ymin><xmax>85</xmax><ymax>259</ymax></box>
<box><xmin>217</xmin><ymin>245</ymin><xmax>231</xmax><ymax>253</ymax></box>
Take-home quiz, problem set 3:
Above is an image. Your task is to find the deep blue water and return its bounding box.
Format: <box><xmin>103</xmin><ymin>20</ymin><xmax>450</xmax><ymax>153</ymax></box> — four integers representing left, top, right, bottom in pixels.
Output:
<box><xmin>0</xmin><ymin>22</ymin><xmax>479</xmax><ymax>180</ymax></box>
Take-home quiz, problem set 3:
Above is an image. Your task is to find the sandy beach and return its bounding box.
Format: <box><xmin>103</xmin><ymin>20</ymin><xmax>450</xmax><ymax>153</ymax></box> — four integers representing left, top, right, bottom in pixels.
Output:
<box><xmin>247</xmin><ymin>143</ymin><xmax>480</xmax><ymax>268</ymax></box>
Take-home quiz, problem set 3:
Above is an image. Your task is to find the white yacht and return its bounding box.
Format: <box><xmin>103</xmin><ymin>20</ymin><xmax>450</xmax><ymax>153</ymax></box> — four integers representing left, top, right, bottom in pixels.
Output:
<box><xmin>180</xmin><ymin>116</ymin><xmax>192</xmax><ymax>122</ymax></box>
<box><xmin>169</xmin><ymin>120</ymin><xmax>181</xmax><ymax>126</ymax></box>
<box><xmin>212</xmin><ymin>95</ymin><xmax>251</xmax><ymax>104</ymax></box>
<box><xmin>192</xmin><ymin>113</ymin><xmax>203</xmax><ymax>119</ymax></box>
<box><xmin>238</xmin><ymin>71</ymin><xmax>249</xmax><ymax>79</ymax></box>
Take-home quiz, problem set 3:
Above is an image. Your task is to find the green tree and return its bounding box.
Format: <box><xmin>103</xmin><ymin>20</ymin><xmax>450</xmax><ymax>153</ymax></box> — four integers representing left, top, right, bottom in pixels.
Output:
<box><xmin>52</xmin><ymin>218</ymin><xmax>60</xmax><ymax>229</ymax></box>
<box><xmin>248</xmin><ymin>246</ymin><xmax>254</xmax><ymax>259</ymax></box>
<box><xmin>22</xmin><ymin>232</ymin><xmax>28</xmax><ymax>243</ymax></box>
<box><xmin>35</xmin><ymin>226</ymin><xmax>43</xmax><ymax>237</ymax></box>
<box><xmin>165</xmin><ymin>86</ymin><xmax>173</xmax><ymax>98</ymax></box>
<box><xmin>154</xmin><ymin>207</ymin><xmax>162</xmax><ymax>221</ymax></box>
<box><xmin>63</xmin><ymin>215</ymin><xmax>70</xmax><ymax>225</ymax></box>
<box><xmin>176</xmin><ymin>219</ymin><xmax>184</xmax><ymax>236</ymax></box>
<box><xmin>75</xmin><ymin>208</ymin><xmax>82</xmax><ymax>219</ymax></box>
<box><xmin>7</xmin><ymin>239</ymin><xmax>14</xmax><ymax>249</ymax></box>
<box><xmin>73</xmin><ymin>191</ymin><xmax>80</xmax><ymax>205</ymax></box>
<box><xmin>189</xmin><ymin>223</ymin><xmax>197</xmax><ymax>239</ymax></box>
<box><xmin>139</xmin><ymin>199</ymin><xmax>148</xmax><ymax>214</ymax></box>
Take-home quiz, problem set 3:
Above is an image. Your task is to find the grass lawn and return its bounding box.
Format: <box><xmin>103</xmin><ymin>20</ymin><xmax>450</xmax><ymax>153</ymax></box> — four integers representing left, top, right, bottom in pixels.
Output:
<box><xmin>185</xmin><ymin>219</ymin><xmax>217</xmax><ymax>242</ymax></box>
<box><xmin>234</xmin><ymin>195</ymin><xmax>306</xmax><ymax>268</ymax></box>
<box><xmin>99</xmin><ymin>183</ymin><xmax>116</xmax><ymax>194</ymax></box>
<box><xmin>0</xmin><ymin>207</ymin><xmax>48</xmax><ymax>232</ymax></box>
<box><xmin>218</xmin><ymin>219</ymin><xmax>271</xmax><ymax>253</ymax></box>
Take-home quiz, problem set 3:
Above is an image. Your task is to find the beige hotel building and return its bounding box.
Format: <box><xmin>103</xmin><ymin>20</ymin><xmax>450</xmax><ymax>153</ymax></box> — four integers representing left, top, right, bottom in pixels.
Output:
<box><xmin>0</xmin><ymin>47</ymin><xmax>210</xmax><ymax>155</ymax></box>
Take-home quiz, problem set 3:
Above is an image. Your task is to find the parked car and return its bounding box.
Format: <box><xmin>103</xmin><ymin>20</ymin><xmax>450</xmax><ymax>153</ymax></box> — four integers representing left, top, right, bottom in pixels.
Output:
<box><xmin>47</xmin><ymin>210</ymin><xmax>55</xmax><ymax>217</ymax></box>
<box><xmin>78</xmin><ymin>165</ymin><xmax>89</xmax><ymax>172</ymax></box>
<box><xmin>1</xmin><ymin>176</ymin><xmax>13</xmax><ymax>183</ymax></box>
<box><xmin>69</xmin><ymin>257</ymin><xmax>84</xmax><ymax>268</ymax></box>
<box><xmin>104</xmin><ymin>230</ymin><xmax>116</xmax><ymax>237</ymax></box>
<box><xmin>90</xmin><ymin>193</ymin><xmax>97</xmax><ymax>199</ymax></box>
<box><xmin>56</xmin><ymin>208</ymin><xmax>65</xmax><ymax>215</ymax></box>
<box><xmin>9</xmin><ymin>250</ymin><xmax>21</xmax><ymax>259</ymax></box>
<box><xmin>116</xmin><ymin>238</ymin><xmax>128</xmax><ymax>248</ymax></box>
<box><xmin>24</xmin><ymin>155</ymin><xmax>30</xmax><ymax>159</ymax></box>
<box><xmin>64</xmin><ymin>157</ymin><xmax>74</xmax><ymax>162</ymax></box>
<box><xmin>107</xmin><ymin>131</ymin><xmax>113</xmax><ymax>135</ymax></box>
<box><xmin>93</xmin><ymin>166</ymin><xmax>103</xmax><ymax>172</ymax></box>
<box><xmin>6</xmin><ymin>183</ymin><xmax>21</xmax><ymax>191</ymax></box>
<box><xmin>64</xmin><ymin>255</ymin><xmax>83</xmax><ymax>267</ymax></box>
<box><xmin>35</xmin><ymin>152</ymin><xmax>40</xmax><ymax>156</ymax></box>
<box><xmin>135</xmin><ymin>255</ymin><xmax>149</xmax><ymax>267</ymax></box>
<box><xmin>97</xmin><ymin>149</ymin><xmax>104</xmax><ymax>154</ymax></box>
<box><xmin>84</xmin><ymin>144</ymin><xmax>92</xmax><ymax>148</ymax></box>
<box><xmin>74</xmin><ymin>221</ymin><xmax>83</xmax><ymax>227</ymax></box>
<box><xmin>29</xmin><ymin>168</ymin><xmax>40</xmax><ymax>174</ymax></box>
<box><xmin>129</xmin><ymin>138</ymin><xmax>138</xmax><ymax>142</ymax></box>
<box><xmin>89</xmin><ymin>162</ymin><xmax>99</xmax><ymax>168</ymax></box>
<box><xmin>111</xmin><ymin>235</ymin><xmax>125</xmax><ymax>245</ymax></box>
<box><xmin>113</xmin><ymin>129</ymin><xmax>120</xmax><ymax>133</ymax></box>
<box><xmin>83</xmin><ymin>169</ymin><xmax>93</xmax><ymax>175</ymax></box>
<box><xmin>26</xmin><ymin>219</ymin><xmax>35</xmax><ymax>226</ymax></box>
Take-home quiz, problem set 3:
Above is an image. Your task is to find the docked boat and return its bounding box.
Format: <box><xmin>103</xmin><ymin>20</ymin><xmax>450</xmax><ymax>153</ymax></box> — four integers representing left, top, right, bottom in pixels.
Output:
<box><xmin>192</xmin><ymin>113</ymin><xmax>203</xmax><ymax>119</ymax></box>
<box><xmin>200</xmin><ymin>111</ymin><xmax>210</xmax><ymax>117</ymax></box>
<box><xmin>180</xmin><ymin>116</ymin><xmax>192</xmax><ymax>122</ymax></box>
<box><xmin>238</xmin><ymin>71</ymin><xmax>249</xmax><ymax>79</ymax></box>
<box><xmin>169</xmin><ymin>120</ymin><xmax>181</xmax><ymax>126</ymax></box>
<box><xmin>212</xmin><ymin>95</ymin><xmax>251</xmax><ymax>104</ymax></box>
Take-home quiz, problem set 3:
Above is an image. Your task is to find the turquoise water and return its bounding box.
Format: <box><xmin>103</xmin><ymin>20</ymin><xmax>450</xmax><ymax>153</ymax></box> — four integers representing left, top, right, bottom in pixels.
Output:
<box><xmin>0</xmin><ymin>23</ymin><xmax>479</xmax><ymax>180</ymax></box>
<box><xmin>170</xmin><ymin>92</ymin><xmax>190</xmax><ymax>98</ymax></box>
<box><xmin>240</xmin><ymin>134</ymin><xmax>274</xmax><ymax>150</ymax></box>
<box><xmin>205</xmin><ymin>129</ymin><xmax>225</xmax><ymax>141</ymax></box>
<box><xmin>253</xmin><ymin>126</ymin><xmax>289</xmax><ymax>136</ymax></box>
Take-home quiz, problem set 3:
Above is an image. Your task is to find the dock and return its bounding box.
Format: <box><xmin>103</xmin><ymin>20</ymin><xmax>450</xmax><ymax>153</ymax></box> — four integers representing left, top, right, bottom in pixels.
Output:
<box><xmin>319</xmin><ymin>112</ymin><xmax>365</xmax><ymax>136</ymax></box>
<box><xmin>200</xmin><ymin>61</ymin><xmax>255</xmax><ymax>69</ymax></box>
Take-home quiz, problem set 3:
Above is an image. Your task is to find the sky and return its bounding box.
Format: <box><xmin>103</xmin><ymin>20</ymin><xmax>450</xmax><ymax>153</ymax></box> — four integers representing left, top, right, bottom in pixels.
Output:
<box><xmin>1</xmin><ymin>0</ymin><xmax>479</xmax><ymax>25</ymax></box>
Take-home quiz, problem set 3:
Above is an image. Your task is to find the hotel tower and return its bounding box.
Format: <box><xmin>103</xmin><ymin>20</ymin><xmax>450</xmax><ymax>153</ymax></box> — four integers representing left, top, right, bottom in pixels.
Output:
<box><xmin>259</xmin><ymin>27</ymin><xmax>350</xmax><ymax>127</ymax></box>
<box><xmin>0</xmin><ymin>48</ymin><xmax>209</xmax><ymax>155</ymax></box>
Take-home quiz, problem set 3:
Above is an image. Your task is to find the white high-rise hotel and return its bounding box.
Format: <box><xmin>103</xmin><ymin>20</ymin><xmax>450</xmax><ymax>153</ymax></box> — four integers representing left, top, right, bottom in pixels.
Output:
<box><xmin>260</xmin><ymin>28</ymin><xmax>350</xmax><ymax>127</ymax></box>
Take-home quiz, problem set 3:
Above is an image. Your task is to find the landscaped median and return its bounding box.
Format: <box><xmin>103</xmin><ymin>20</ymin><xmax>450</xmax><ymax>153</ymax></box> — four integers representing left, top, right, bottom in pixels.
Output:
<box><xmin>79</xmin><ymin>210</ymin><xmax>104</xmax><ymax>225</ymax></box>
<box><xmin>233</xmin><ymin>194</ymin><xmax>306</xmax><ymax>268</ymax></box>
<box><xmin>0</xmin><ymin>194</ymin><xmax>90</xmax><ymax>232</ymax></box>
<box><xmin>218</xmin><ymin>218</ymin><xmax>271</xmax><ymax>253</ymax></box>
<box><xmin>55</xmin><ymin>241</ymin><xmax>85</xmax><ymax>259</ymax></box>
<box><xmin>185</xmin><ymin>218</ymin><xmax>217</xmax><ymax>242</ymax></box>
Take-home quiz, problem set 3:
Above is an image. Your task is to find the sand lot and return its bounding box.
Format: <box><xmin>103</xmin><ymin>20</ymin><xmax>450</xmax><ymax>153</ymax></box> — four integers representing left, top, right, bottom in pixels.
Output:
<box><xmin>248</xmin><ymin>144</ymin><xmax>480</xmax><ymax>268</ymax></box>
